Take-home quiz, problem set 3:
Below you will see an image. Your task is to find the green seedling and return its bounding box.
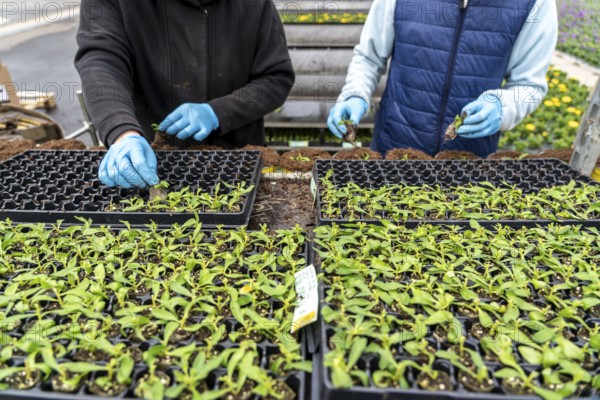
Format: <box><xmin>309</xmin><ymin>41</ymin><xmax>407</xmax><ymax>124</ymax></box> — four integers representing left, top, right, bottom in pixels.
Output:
<box><xmin>108</xmin><ymin>182</ymin><xmax>254</xmax><ymax>213</ymax></box>
<box><xmin>0</xmin><ymin>219</ymin><xmax>309</xmax><ymax>398</ymax></box>
<box><xmin>293</xmin><ymin>154</ymin><xmax>311</xmax><ymax>162</ymax></box>
<box><xmin>338</xmin><ymin>118</ymin><xmax>358</xmax><ymax>147</ymax></box>
<box><xmin>445</xmin><ymin>112</ymin><xmax>467</xmax><ymax>140</ymax></box>
<box><xmin>149</xmin><ymin>180</ymin><xmax>169</xmax><ymax>202</ymax></box>
<box><xmin>313</xmin><ymin>222</ymin><xmax>600</xmax><ymax>400</ymax></box>
<box><xmin>318</xmin><ymin>171</ymin><xmax>600</xmax><ymax>222</ymax></box>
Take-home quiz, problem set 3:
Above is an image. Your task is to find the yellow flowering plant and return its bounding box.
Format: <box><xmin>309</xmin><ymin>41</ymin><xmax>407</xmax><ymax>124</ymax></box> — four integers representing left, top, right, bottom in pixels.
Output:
<box><xmin>500</xmin><ymin>66</ymin><xmax>589</xmax><ymax>151</ymax></box>
<box><xmin>280</xmin><ymin>11</ymin><xmax>367</xmax><ymax>24</ymax></box>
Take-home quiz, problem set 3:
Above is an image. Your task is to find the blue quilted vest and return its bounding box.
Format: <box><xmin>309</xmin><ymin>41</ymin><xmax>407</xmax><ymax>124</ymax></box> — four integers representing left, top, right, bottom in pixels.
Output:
<box><xmin>373</xmin><ymin>0</ymin><xmax>534</xmax><ymax>157</ymax></box>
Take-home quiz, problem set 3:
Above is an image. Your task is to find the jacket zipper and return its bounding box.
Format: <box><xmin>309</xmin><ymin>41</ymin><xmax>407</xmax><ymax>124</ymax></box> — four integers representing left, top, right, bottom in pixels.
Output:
<box><xmin>201</xmin><ymin>4</ymin><xmax>212</xmax><ymax>102</ymax></box>
<box><xmin>162</xmin><ymin>0</ymin><xmax>173</xmax><ymax>112</ymax></box>
<box><xmin>434</xmin><ymin>0</ymin><xmax>469</xmax><ymax>153</ymax></box>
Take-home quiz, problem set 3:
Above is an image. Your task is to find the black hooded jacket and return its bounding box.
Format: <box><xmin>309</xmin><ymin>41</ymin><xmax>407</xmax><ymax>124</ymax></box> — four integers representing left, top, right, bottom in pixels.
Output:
<box><xmin>75</xmin><ymin>0</ymin><xmax>294</xmax><ymax>147</ymax></box>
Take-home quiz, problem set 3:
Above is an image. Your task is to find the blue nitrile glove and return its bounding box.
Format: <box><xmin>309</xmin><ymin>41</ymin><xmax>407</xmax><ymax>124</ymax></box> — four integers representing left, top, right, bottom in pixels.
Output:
<box><xmin>98</xmin><ymin>134</ymin><xmax>159</xmax><ymax>189</ymax></box>
<box><xmin>456</xmin><ymin>96</ymin><xmax>503</xmax><ymax>139</ymax></box>
<box><xmin>327</xmin><ymin>97</ymin><xmax>368</xmax><ymax>139</ymax></box>
<box><xmin>159</xmin><ymin>103</ymin><xmax>219</xmax><ymax>141</ymax></box>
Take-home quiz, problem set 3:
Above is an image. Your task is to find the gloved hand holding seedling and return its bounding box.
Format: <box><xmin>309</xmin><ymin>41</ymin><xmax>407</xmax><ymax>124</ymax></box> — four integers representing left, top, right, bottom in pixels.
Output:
<box><xmin>338</xmin><ymin>119</ymin><xmax>359</xmax><ymax>148</ymax></box>
<box><xmin>327</xmin><ymin>97</ymin><xmax>368</xmax><ymax>145</ymax></box>
<box><xmin>444</xmin><ymin>112</ymin><xmax>466</xmax><ymax>141</ymax></box>
<box><xmin>151</xmin><ymin>123</ymin><xmax>176</xmax><ymax>149</ymax></box>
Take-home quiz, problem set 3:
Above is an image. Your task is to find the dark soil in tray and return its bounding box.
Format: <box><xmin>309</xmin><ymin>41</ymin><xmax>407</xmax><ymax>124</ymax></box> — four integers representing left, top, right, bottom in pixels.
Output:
<box><xmin>249</xmin><ymin>179</ymin><xmax>314</xmax><ymax>230</ymax></box>
<box><xmin>332</xmin><ymin>148</ymin><xmax>382</xmax><ymax>160</ymax></box>
<box><xmin>527</xmin><ymin>149</ymin><xmax>573</xmax><ymax>163</ymax></box>
<box><xmin>279</xmin><ymin>149</ymin><xmax>331</xmax><ymax>172</ymax></box>
<box><xmin>150</xmin><ymin>130</ymin><xmax>238</xmax><ymax>152</ymax></box>
<box><xmin>185</xmin><ymin>144</ymin><xmax>224</xmax><ymax>151</ymax></box>
<box><xmin>149</xmin><ymin>130</ymin><xmax>215</xmax><ymax>151</ymax></box>
<box><xmin>38</xmin><ymin>139</ymin><xmax>87</xmax><ymax>150</ymax></box>
<box><xmin>151</xmin><ymin>143</ymin><xmax>180</xmax><ymax>150</ymax></box>
<box><xmin>434</xmin><ymin>150</ymin><xmax>481</xmax><ymax>160</ymax></box>
<box><xmin>243</xmin><ymin>145</ymin><xmax>280</xmax><ymax>167</ymax></box>
<box><xmin>486</xmin><ymin>150</ymin><xmax>523</xmax><ymax>160</ymax></box>
<box><xmin>150</xmin><ymin>130</ymin><xmax>180</xmax><ymax>150</ymax></box>
<box><xmin>0</xmin><ymin>138</ymin><xmax>35</xmax><ymax>161</ymax></box>
<box><xmin>385</xmin><ymin>148</ymin><xmax>433</xmax><ymax>160</ymax></box>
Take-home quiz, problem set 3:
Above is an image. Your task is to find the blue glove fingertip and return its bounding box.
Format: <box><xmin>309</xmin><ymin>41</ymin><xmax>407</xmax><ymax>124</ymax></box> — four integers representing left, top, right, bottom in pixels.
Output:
<box><xmin>176</xmin><ymin>129</ymin><xmax>193</xmax><ymax>140</ymax></box>
<box><xmin>193</xmin><ymin>132</ymin><xmax>207</xmax><ymax>142</ymax></box>
<box><xmin>149</xmin><ymin>175</ymin><xmax>160</xmax><ymax>187</ymax></box>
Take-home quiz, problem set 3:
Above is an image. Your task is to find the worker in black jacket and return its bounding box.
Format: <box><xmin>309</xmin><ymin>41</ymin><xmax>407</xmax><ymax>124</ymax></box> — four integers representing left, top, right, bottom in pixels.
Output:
<box><xmin>75</xmin><ymin>0</ymin><xmax>294</xmax><ymax>189</ymax></box>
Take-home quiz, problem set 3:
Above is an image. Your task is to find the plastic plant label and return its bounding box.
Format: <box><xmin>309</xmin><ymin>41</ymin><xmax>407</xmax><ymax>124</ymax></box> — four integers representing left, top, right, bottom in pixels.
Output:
<box><xmin>289</xmin><ymin>140</ymin><xmax>309</xmax><ymax>147</ymax></box>
<box><xmin>342</xmin><ymin>141</ymin><xmax>362</xmax><ymax>149</ymax></box>
<box><xmin>310</xmin><ymin>176</ymin><xmax>317</xmax><ymax>200</ymax></box>
<box><xmin>291</xmin><ymin>264</ymin><xmax>319</xmax><ymax>333</ymax></box>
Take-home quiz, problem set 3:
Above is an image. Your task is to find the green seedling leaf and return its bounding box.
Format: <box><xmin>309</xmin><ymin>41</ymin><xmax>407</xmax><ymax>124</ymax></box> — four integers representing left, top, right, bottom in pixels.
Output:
<box><xmin>163</xmin><ymin>321</ymin><xmax>179</xmax><ymax>343</ymax></box>
<box><xmin>95</xmin><ymin>264</ymin><xmax>105</xmax><ymax>283</ymax></box>
<box><xmin>348</xmin><ymin>337</ymin><xmax>367</xmax><ymax>369</ymax></box>
<box><xmin>541</xmin><ymin>347</ymin><xmax>560</xmax><ymax>368</ymax></box>
<box><xmin>581</xmin><ymin>297</ymin><xmax>600</xmax><ymax>309</ymax></box>
<box><xmin>478</xmin><ymin>309</ymin><xmax>493</xmax><ymax>328</ymax></box>
<box><xmin>531</xmin><ymin>327</ymin><xmax>556</xmax><ymax>344</ymax></box>
<box><xmin>151</xmin><ymin>308</ymin><xmax>178</xmax><ymax>322</ymax></box>
<box><xmin>0</xmin><ymin>367</ymin><xmax>23</xmax><ymax>382</ymax></box>
<box><xmin>118</xmin><ymin>355</ymin><xmax>134</xmax><ymax>384</ymax></box>
<box><xmin>557</xmin><ymin>337</ymin><xmax>585</xmax><ymax>361</ymax></box>
<box><xmin>351</xmin><ymin>370</ymin><xmax>370</xmax><ymax>387</ymax></box>
<box><xmin>459</xmin><ymin>288</ymin><xmax>478</xmax><ymax>301</ymax></box>
<box><xmin>331</xmin><ymin>367</ymin><xmax>352</xmax><ymax>388</ymax></box>
<box><xmin>61</xmin><ymin>362</ymin><xmax>106</xmax><ymax>373</ymax></box>
<box><xmin>502</xmin><ymin>305</ymin><xmax>519</xmax><ymax>323</ymax></box>
<box><xmin>589</xmin><ymin>334</ymin><xmax>600</xmax><ymax>350</ymax></box>
<box><xmin>403</xmin><ymin>340</ymin><xmax>421</xmax><ymax>357</ymax></box>
<box><xmin>494</xmin><ymin>367</ymin><xmax>519</xmax><ymax>379</ymax></box>
<box><xmin>533</xmin><ymin>386</ymin><xmax>568</xmax><ymax>400</ymax></box>
<box><xmin>425</xmin><ymin>310</ymin><xmax>453</xmax><ymax>325</ymax></box>
<box><xmin>518</xmin><ymin>346</ymin><xmax>542</xmax><ymax>365</ymax></box>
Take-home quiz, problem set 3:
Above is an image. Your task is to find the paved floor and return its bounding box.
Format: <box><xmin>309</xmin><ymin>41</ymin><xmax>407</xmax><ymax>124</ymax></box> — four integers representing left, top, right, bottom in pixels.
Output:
<box><xmin>552</xmin><ymin>51</ymin><xmax>600</xmax><ymax>89</ymax></box>
<box><xmin>0</xmin><ymin>2</ymin><xmax>87</xmax><ymax>143</ymax></box>
<box><xmin>0</xmin><ymin>1</ymin><xmax>79</xmax><ymax>35</ymax></box>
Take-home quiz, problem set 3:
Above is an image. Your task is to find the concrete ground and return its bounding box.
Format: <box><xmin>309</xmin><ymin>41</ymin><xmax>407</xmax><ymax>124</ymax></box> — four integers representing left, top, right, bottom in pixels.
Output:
<box><xmin>552</xmin><ymin>51</ymin><xmax>600</xmax><ymax>89</ymax></box>
<box><xmin>0</xmin><ymin>1</ymin><xmax>87</xmax><ymax>143</ymax></box>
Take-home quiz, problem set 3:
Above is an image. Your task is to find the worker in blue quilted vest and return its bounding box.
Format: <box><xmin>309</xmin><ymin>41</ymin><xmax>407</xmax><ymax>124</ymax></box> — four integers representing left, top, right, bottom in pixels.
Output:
<box><xmin>327</xmin><ymin>0</ymin><xmax>558</xmax><ymax>158</ymax></box>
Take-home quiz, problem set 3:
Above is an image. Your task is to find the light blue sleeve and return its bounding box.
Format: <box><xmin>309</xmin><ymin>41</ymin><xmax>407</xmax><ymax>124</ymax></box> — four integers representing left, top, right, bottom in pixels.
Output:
<box><xmin>338</xmin><ymin>0</ymin><xmax>557</xmax><ymax>129</ymax></box>
<box><xmin>482</xmin><ymin>0</ymin><xmax>558</xmax><ymax>131</ymax></box>
<box><xmin>336</xmin><ymin>0</ymin><xmax>396</xmax><ymax>109</ymax></box>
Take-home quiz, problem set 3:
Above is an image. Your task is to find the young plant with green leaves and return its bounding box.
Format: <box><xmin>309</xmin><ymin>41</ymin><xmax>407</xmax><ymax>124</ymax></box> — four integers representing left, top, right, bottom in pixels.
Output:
<box><xmin>0</xmin><ymin>219</ymin><xmax>310</xmax><ymax>399</ymax></box>
<box><xmin>314</xmin><ymin>222</ymin><xmax>600</xmax><ymax>399</ymax></box>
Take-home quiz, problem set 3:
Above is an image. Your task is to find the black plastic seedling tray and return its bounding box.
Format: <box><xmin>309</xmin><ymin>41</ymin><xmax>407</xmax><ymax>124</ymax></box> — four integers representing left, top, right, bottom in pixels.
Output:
<box><xmin>0</xmin><ymin>228</ymin><xmax>309</xmax><ymax>400</ymax></box>
<box><xmin>0</xmin><ymin>150</ymin><xmax>262</xmax><ymax>227</ymax></box>
<box><xmin>313</xmin><ymin>158</ymin><xmax>600</xmax><ymax>227</ymax></box>
<box><xmin>0</xmin><ymin>351</ymin><xmax>307</xmax><ymax>400</ymax></box>
<box><xmin>315</xmin><ymin>317</ymin><xmax>599</xmax><ymax>400</ymax></box>
<box><xmin>309</xmin><ymin>250</ymin><xmax>600</xmax><ymax>400</ymax></box>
